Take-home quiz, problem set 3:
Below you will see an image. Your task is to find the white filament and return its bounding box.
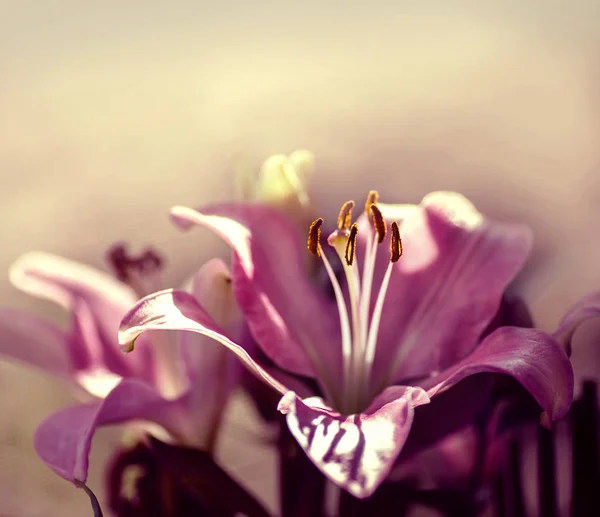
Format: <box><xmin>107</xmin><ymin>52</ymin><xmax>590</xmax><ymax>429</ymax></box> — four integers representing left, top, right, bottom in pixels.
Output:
<box><xmin>358</xmin><ymin>232</ymin><xmax>379</xmax><ymax>350</ymax></box>
<box><xmin>318</xmin><ymin>244</ymin><xmax>353</xmax><ymax>403</ymax></box>
<box><xmin>363</xmin><ymin>260</ymin><xmax>395</xmax><ymax>394</ymax></box>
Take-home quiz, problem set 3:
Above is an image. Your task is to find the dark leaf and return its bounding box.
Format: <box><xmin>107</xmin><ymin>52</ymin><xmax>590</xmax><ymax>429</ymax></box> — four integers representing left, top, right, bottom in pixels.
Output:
<box><xmin>150</xmin><ymin>437</ymin><xmax>272</xmax><ymax>517</ymax></box>
<box><xmin>278</xmin><ymin>420</ymin><xmax>326</xmax><ymax>517</ymax></box>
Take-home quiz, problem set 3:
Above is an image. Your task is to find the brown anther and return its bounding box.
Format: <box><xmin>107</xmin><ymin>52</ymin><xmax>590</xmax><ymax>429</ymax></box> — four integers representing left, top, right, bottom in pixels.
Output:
<box><xmin>307</xmin><ymin>218</ymin><xmax>324</xmax><ymax>257</ymax></box>
<box><xmin>390</xmin><ymin>221</ymin><xmax>403</xmax><ymax>263</ymax></box>
<box><xmin>336</xmin><ymin>200</ymin><xmax>355</xmax><ymax>231</ymax></box>
<box><xmin>370</xmin><ymin>204</ymin><xmax>387</xmax><ymax>244</ymax></box>
<box><xmin>345</xmin><ymin>223</ymin><xmax>358</xmax><ymax>266</ymax></box>
<box><xmin>365</xmin><ymin>190</ymin><xmax>379</xmax><ymax>216</ymax></box>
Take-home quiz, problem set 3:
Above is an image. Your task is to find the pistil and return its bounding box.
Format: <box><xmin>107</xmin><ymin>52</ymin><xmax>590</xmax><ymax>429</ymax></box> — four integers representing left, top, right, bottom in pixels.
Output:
<box><xmin>328</xmin><ymin>203</ymin><xmax>366</xmax><ymax>409</ymax></box>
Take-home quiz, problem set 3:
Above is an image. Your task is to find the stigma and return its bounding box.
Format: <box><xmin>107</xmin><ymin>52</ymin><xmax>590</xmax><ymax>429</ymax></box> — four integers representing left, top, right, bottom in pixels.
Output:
<box><xmin>306</xmin><ymin>191</ymin><xmax>402</xmax><ymax>413</ymax></box>
<box><xmin>107</xmin><ymin>243</ymin><xmax>164</xmax><ymax>298</ymax></box>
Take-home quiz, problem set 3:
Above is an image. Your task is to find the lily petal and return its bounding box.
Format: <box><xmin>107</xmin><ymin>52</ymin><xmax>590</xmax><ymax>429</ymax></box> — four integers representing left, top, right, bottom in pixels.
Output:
<box><xmin>364</xmin><ymin>192</ymin><xmax>533</xmax><ymax>389</ymax></box>
<box><xmin>178</xmin><ymin>259</ymin><xmax>243</xmax><ymax>449</ymax></box>
<box><xmin>421</xmin><ymin>326</ymin><xmax>573</xmax><ymax>427</ymax></box>
<box><xmin>0</xmin><ymin>309</ymin><xmax>70</xmax><ymax>377</ymax></box>
<box><xmin>553</xmin><ymin>291</ymin><xmax>600</xmax><ymax>355</ymax></box>
<box><xmin>118</xmin><ymin>288</ymin><xmax>289</xmax><ymax>396</ymax></box>
<box><xmin>10</xmin><ymin>252</ymin><xmax>141</xmax><ymax>377</ymax></box>
<box><xmin>170</xmin><ymin>203</ymin><xmax>342</xmax><ymax>393</ymax></box>
<box><xmin>34</xmin><ymin>378</ymin><xmax>185</xmax><ymax>483</ymax></box>
<box><xmin>277</xmin><ymin>386</ymin><xmax>430</xmax><ymax>499</ymax></box>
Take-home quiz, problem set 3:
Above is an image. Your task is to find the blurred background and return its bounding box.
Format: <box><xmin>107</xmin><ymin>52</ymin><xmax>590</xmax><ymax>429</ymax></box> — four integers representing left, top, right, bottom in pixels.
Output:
<box><xmin>1</xmin><ymin>1</ymin><xmax>600</xmax><ymax>515</ymax></box>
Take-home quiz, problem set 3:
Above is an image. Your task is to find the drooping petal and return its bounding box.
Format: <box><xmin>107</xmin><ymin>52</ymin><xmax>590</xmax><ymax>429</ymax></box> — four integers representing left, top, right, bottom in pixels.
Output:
<box><xmin>420</xmin><ymin>326</ymin><xmax>573</xmax><ymax>427</ymax></box>
<box><xmin>553</xmin><ymin>291</ymin><xmax>600</xmax><ymax>355</ymax></box>
<box><xmin>0</xmin><ymin>309</ymin><xmax>70</xmax><ymax>378</ymax></box>
<box><xmin>10</xmin><ymin>252</ymin><xmax>141</xmax><ymax>377</ymax></box>
<box><xmin>170</xmin><ymin>203</ymin><xmax>343</xmax><ymax>396</ymax></box>
<box><xmin>177</xmin><ymin>259</ymin><xmax>243</xmax><ymax>449</ymax></box>
<box><xmin>0</xmin><ymin>306</ymin><xmax>130</xmax><ymax>399</ymax></box>
<box><xmin>277</xmin><ymin>386</ymin><xmax>430</xmax><ymax>499</ymax></box>
<box><xmin>34</xmin><ymin>378</ymin><xmax>186</xmax><ymax>483</ymax></box>
<box><xmin>360</xmin><ymin>192</ymin><xmax>533</xmax><ymax>390</ymax></box>
<box><xmin>118</xmin><ymin>288</ymin><xmax>289</xmax><ymax>396</ymax></box>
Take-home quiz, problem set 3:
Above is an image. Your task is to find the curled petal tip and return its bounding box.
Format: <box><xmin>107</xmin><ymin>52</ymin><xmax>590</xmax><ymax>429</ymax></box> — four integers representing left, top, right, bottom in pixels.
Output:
<box><xmin>119</xmin><ymin>336</ymin><xmax>136</xmax><ymax>354</ymax></box>
<box><xmin>170</xmin><ymin>205</ymin><xmax>198</xmax><ymax>231</ymax></box>
<box><xmin>408</xmin><ymin>386</ymin><xmax>431</xmax><ymax>406</ymax></box>
<box><xmin>277</xmin><ymin>391</ymin><xmax>297</xmax><ymax>414</ymax></box>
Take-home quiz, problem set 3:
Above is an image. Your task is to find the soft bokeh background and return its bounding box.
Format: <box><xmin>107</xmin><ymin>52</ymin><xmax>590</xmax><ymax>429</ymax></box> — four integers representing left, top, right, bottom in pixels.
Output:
<box><xmin>1</xmin><ymin>2</ymin><xmax>600</xmax><ymax>515</ymax></box>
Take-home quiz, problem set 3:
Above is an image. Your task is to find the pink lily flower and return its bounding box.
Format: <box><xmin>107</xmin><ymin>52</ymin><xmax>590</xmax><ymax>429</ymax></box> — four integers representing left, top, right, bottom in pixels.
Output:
<box><xmin>0</xmin><ymin>247</ymin><xmax>241</xmax><ymax>487</ymax></box>
<box><xmin>118</xmin><ymin>190</ymin><xmax>573</xmax><ymax>499</ymax></box>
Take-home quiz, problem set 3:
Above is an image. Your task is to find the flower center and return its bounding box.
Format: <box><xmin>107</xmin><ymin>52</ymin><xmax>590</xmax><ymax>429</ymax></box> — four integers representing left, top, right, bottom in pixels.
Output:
<box><xmin>307</xmin><ymin>191</ymin><xmax>402</xmax><ymax>413</ymax></box>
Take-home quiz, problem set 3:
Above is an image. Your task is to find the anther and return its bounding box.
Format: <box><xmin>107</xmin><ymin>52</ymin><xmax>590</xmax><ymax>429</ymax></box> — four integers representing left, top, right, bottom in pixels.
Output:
<box><xmin>370</xmin><ymin>204</ymin><xmax>387</xmax><ymax>244</ymax></box>
<box><xmin>365</xmin><ymin>190</ymin><xmax>379</xmax><ymax>217</ymax></box>
<box><xmin>337</xmin><ymin>200</ymin><xmax>355</xmax><ymax>231</ymax></box>
<box><xmin>390</xmin><ymin>221</ymin><xmax>403</xmax><ymax>263</ymax></box>
<box><xmin>345</xmin><ymin>223</ymin><xmax>358</xmax><ymax>266</ymax></box>
<box><xmin>307</xmin><ymin>218</ymin><xmax>324</xmax><ymax>257</ymax></box>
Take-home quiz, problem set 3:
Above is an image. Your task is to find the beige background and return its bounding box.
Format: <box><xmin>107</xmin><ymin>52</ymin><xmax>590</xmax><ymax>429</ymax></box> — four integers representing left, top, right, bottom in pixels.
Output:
<box><xmin>1</xmin><ymin>2</ymin><xmax>600</xmax><ymax>515</ymax></box>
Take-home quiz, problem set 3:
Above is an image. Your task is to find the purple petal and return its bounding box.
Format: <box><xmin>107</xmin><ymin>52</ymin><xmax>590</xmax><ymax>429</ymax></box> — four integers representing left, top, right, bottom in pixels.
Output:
<box><xmin>553</xmin><ymin>291</ymin><xmax>600</xmax><ymax>355</ymax></box>
<box><xmin>178</xmin><ymin>259</ymin><xmax>243</xmax><ymax>449</ymax></box>
<box><xmin>277</xmin><ymin>386</ymin><xmax>430</xmax><ymax>499</ymax></box>
<box><xmin>363</xmin><ymin>192</ymin><xmax>533</xmax><ymax>389</ymax></box>
<box><xmin>118</xmin><ymin>288</ymin><xmax>289</xmax><ymax>396</ymax></box>
<box><xmin>421</xmin><ymin>326</ymin><xmax>573</xmax><ymax>427</ymax></box>
<box><xmin>10</xmin><ymin>252</ymin><xmax>141</xmax><ymax>377</ymax></box>
<box><xmin>553</xmin><ymin>292</ymin><xmax>600</xmax><ymax>398</ymax></box>
<box><xmin>0</xmin><ymin>309</ymin><xmax>70</xmax><ymax>378</ymax></box>
<box><xmin>34</xmin><ymin>378</ymin><xmax>185</xmax><ymax>482</ymax></box>
<box><xmin>170</xmin><ymin>204</ymin><xmax>343</xmax><ymax>393</ymax></box>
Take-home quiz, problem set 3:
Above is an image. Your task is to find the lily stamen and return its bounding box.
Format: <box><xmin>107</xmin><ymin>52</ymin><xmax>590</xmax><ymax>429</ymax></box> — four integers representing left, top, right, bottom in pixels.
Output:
<box><xmin>337</xmin><ymin>200</ymin><xmax>355</xmax><ymax>232</ymax></box>
<box><xmin>364</xmin><ymin>190</ymin><xmax>379</xmax><ymax>220</ymax></box>
<box><xmin>308</xmin><ymin>193</ymin><xmax>403</xmax><ymax>412</ymax></box>
<box><xmin>345</xmin><ymin>224</ymin><xmax>358</xmax><ymax>266</ymax></box>
<box><xmin>359</xmin><ymin>193</ymin><xmax>384</xmax><ymax>354</ymax></box>
<box><xmin>390</xmin><ymin>221</ymin><xmax>403</xmax><ymax>263</ymax></box>
<box><xmin>308</xmin><ymin>217</ymin><xmax>353</xmax><ymax>401</ymax></box>
<box><xmin>307</xmin><ymin>218</ymin><xmax>324</xmax><ymax>257</ymax></box>
<box><xmin>363</xmin><ymin>221</ymin><xmax>404</xmax><ymax>394</ymax></box>
<box><xmin>370</xmin><ymin>204</ymin><xmax>387</xmax><ymax>244</ymax></box>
